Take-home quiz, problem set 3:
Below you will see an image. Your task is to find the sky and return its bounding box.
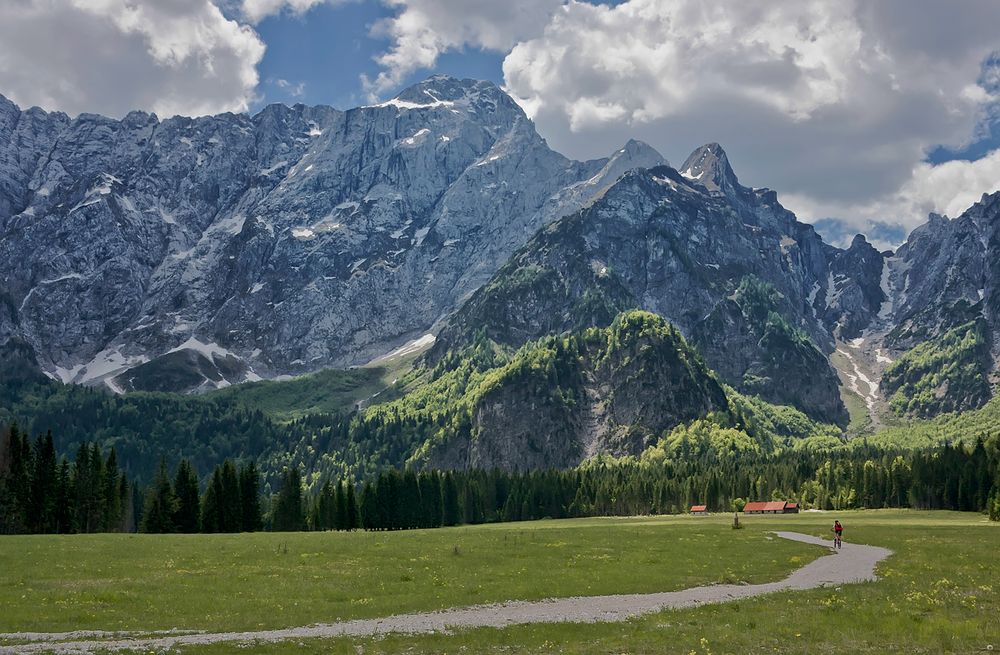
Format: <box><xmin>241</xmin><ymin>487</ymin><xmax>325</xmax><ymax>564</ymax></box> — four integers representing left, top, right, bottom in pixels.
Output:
<box><xmin>1</xmin><ymin>0</ymin><xmax>1000</xmax><ymax>240</ymax></box>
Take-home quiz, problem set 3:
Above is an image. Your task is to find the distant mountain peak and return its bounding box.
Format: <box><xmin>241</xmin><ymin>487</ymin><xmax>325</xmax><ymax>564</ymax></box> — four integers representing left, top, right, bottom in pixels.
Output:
<box><xmin>849</xmin><ymin>233</ymin><xmax>870</xmax><ymax>248</ymax></box>
<box><xmin>615</xmin><ymin>139</ymin><xmax>667</xmax><ymax>166</ymax></box>
<box><xmin>679</xmin><ymin>142</ymin><xmax>741</xmax><ymax>195</ymax></box>
<box><xmin>0</xmin><ymin>92</ymin><xmax>17</xmax><ymax>113</ymax></box>
<box><xmin>393</xmin><ymin>75</ymin><xmax>504</xmax><ymax>105</ymax></box>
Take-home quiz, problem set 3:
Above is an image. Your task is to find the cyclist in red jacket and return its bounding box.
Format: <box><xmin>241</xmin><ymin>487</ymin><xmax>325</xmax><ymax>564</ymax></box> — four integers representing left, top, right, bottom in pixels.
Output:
<box><xmin>832</xmin><ymin>520</ymin><xmax>843</xmax><ymax>549</ymax></box>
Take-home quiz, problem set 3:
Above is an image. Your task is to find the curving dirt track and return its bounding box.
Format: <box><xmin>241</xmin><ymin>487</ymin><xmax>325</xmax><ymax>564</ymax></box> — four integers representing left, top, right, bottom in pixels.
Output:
<box><xmin>0</xmin><ymin>532</ymin><xmax>892</xmax><ymax>654</ymax></box>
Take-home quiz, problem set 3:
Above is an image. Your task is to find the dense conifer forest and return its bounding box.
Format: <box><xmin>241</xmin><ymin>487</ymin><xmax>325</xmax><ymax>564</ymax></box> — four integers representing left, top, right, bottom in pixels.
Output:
<box><xmin>3</xmin><ymin>421</ymin><xmax>997</xmax><ymax>534</ymax></box>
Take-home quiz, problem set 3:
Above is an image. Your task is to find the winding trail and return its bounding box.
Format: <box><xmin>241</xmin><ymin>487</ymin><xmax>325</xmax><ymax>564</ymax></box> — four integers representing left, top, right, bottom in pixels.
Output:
<box><xmin>0</xmin><ymin>532</ymin><xmax>892</xmax><ymax>654</ymax></box>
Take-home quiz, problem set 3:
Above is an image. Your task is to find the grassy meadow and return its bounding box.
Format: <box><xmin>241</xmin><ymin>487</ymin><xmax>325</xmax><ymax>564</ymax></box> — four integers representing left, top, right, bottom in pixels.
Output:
<box><xmin>1</xmin><ymin>510</ymin><xmax>996</xmax><ymax>654</ymax></box>
<box><xmin>0</xmin><ymin>516</ymin><xmax>814</xmax><ymax>635</ymax></box>
<box><xmin>186</xmin><ymin>510</ymin><xmax>992</xmax><ymax>655</ymax></box>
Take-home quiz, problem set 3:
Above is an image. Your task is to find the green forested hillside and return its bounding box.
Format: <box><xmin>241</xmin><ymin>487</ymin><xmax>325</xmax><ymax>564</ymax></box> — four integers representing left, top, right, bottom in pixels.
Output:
<box><xmin>2</xmin><ymin>309</ymin><xmax>998</xmax><ymax>494</ymax></box>
<box><xmin>692</xmin><ymin>276</ymin><xmax>847</xmax><ymax>425</ymax></box>
<box><xmin>1</xmin><ymin>311</ymin><xmax>840</xmax><ymax>485</ymax></box>
<box><xmin>881</xmin><ymin>319</ymin><xmax>992</xmax><ymax>417</ymax></box>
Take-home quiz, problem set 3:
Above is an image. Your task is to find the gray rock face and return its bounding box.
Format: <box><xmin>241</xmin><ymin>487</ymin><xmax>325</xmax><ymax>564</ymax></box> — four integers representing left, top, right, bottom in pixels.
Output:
<box><xmin>0</xmin><ymin>76</ymin><xmax>663</xmax><ymax>391</ymax></box>
<box><xmin>887</xmin><ymin>197</ymin><xmax>1000</xmax><ymax>350</ymax></box>
<box><xmin>433</xmin><ymin>155</ymin><xmax>854</xmax><ymax>424</ymax></box>
<box><xmin>881</xmin><ymin>193</ymin><xmax>1000</xmax><ymax>389</ymax></box>
<box><xmin>823</xmin><ymin>235</ymin><xmax>887</xmax><ymax>340</ymax></box>
<box><xmin>5</xmin><ymin>71</ymin><xmax>998</xmax><ymax>425</ymax></box>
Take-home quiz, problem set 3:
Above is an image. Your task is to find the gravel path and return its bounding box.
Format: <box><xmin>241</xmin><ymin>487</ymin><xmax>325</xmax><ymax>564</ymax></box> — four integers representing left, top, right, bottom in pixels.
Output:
<box><xmin>0</xmin><ymin>532</ymin><xmax>892</xmax><ymax>654</ymax></box>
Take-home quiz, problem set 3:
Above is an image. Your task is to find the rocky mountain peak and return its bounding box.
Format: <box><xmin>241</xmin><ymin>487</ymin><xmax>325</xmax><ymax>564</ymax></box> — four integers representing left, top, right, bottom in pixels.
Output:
<box><xmin>616</xmin><ymin>138</ymin><xmax>667</xmax><ymax>166</ymax></box>
<box><xmin>390</xmin><ymin>75</ymin><xmax>519</xmax><ymax>114</ymax></box>
<box><xmin>848</xmin><ymin>233</ymin><xmax>871</xmax><ymax>250</ymax></box>
<box><xmin>679</xmin><ymin>142</ymin><xmax>741</xmax><ymax>195</ymax></box>
<box><xmin>0</xmin><ymin>75</ymin><xmax>657</xmax><ymax>391</ymax></box>
<box><xmin>592</xmin><ymin>139</ymin><xmax>667</xmax><ymax>185</ymax></box>
<box><xmin>0</xmin><ymin>92</ymin><xmax>18</xmax><ymax>115</ymax></box>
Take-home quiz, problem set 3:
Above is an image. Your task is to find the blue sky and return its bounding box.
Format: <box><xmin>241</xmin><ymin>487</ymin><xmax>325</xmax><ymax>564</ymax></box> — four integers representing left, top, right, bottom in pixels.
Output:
<box><xmin>253</xmin><ymin>2</ymin><xmax>503</xmax><ymax>111</ymax></box>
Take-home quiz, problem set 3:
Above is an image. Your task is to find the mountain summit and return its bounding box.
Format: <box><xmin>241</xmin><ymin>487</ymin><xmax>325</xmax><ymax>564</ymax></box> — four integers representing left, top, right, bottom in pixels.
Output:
<box><xmin>680</xmin><ymin>142</ymin><xmax>742</xmax><ymax>197</ymax></box>
<box><xmin>0</xmin><ymin>76</ymin><xmax>665</xmax><ymax>392</ymax></box>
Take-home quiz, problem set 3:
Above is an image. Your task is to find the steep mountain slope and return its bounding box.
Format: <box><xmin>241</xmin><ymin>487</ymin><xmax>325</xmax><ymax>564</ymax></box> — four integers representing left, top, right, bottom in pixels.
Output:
<box><xmin>414</xmin><ymin>311</ymin><xmax>730</xmax><ymax>470</ymax></box>
<box><xmin>3</xmin><ymin>309</ymin><xmax>847</xmax><ymax>480</ymax></box>
<box><xmin>874</xmin><ymin>193</ymin><xmax>1000</xmax><ymax>416</ymax></box>
<box><xmin>0</xmin><ymin>76</ymin><xmax>664</xmax><ymax>392</ymax></box>
<box><xmin>431</xmin><ymin>148</ymin><xmax>860</xmax><ymax>425</ymax></box>
<box><xmin>690</xmin><ymin>277</ymin><xmax>845</xmax><ymax>423</ymax></box>
<box><xmin>6</xmin><ymin>72</ymin><xmax>1000</xmax><ymax>429</ymax></box>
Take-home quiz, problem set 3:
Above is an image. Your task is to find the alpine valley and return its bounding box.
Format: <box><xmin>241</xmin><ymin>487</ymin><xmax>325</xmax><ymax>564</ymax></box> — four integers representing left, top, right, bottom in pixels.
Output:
<box><xmin>3</xmin><ymin>76</ymin><xmax>1000</xmax><ymax>481</ymax></box>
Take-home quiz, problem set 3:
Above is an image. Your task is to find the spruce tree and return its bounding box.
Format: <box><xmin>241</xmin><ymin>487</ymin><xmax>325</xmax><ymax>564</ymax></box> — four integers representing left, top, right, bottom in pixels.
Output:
<box><xmin>334</xmin><ymin>480</ymin><xmax>349</xmax><ymax>531</ymax></box>
<box><xmin>345</xmin><ymin>481</ymin><xmax>359</xmax><ymax>530</ymax></box>
<box><xmin>313</xmin><ymin>480</ymin><xmax>333</xmax><ymax>531</ymax></box>
<box><xmin>418</xmin><ymin>472</ymin><xmax>442</xmax><ymax>528</ymax></box>
<box><xmin>442</xmin><ymin>472</ymin><xmax>461</xmax><ymax>527</ymax></box>
<box><xmin>359</xmin><ymin>481</ymin><xmax>377</xmax><ymax>530</ymax></box>
<box><xmin>54</xmin><ymin>458</ymin><xmax>73</xmax><ymax>533</ymax></box>
<box><xmin>72</xmin><ymin>443</ymin><xmax>94</xmax><ymax>533</ymax></box>
<box><xmin>101</xmin><ymin>448</ymin><xmax>122</xmax><ymax>531</ymax></box>
<box><xmin>86</xmin><ymin>443</ymin><xmax>106</xmax><ymax>532</ymax></box>
<box><xmin>118</xmin><ymin>476</ymin><xmax>135</xmax><ymax>533</ymax></box>
<box><xmin>29</xmin><ymin>432</ymin><xmax>57</xmax><ymax>533</ymax></box>
<box><xmin>239</xmin><ymin>462</ymin><xmax>262</xmax><ymax>532</ymax></box>
<box><xmin>172</xmin><ymin>459</ymin><xmax>200</xmax><ymax>533</ymax></box>
<box><xmin>0</xmin><ymin>423</ymin><xmax>30</xmax><ymax>533</ymax></box>
<box><xmin>200</xmin><ymin>467</ymin><xmax>224</xmax><ymax>533</ymax></box>
<box><xmin>402</xmin><ymin>470</ymin><xmax>420</xmax><ymax>529</ymax></box>
<box><xmin>140</xmin><ymin>459</ymin><xmax>177</xmax><ymax>533</ymax></box>
<box><xmin>272</xmin><ymin>468</ymin><xmax>304</xmax><ymax>532</ymax></box>
<box><xmin>220</xmin><ymin>460</ymin><xmax>241</xmax><ymax>532</ymax></box>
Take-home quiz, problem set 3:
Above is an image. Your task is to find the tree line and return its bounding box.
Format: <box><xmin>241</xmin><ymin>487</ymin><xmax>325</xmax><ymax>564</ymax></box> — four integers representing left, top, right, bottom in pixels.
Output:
<box><xmin>340</xmin><ymin>439</ymin><xmax>1000</xmax><ymax>530</ymax></box>
<box><xmin>139</xmin><ymin>458</ymin><xmax>265</xmax><ymax>534</ymax></box>
<box><xmin>3</xmin><ymin>421</ymin><xmax>998</xmax><ymax>535</ymax></box>
<box><xmin>0</xmin><ymin>423</ymin><xmax>135</xmax><ymax>534</ymax></box>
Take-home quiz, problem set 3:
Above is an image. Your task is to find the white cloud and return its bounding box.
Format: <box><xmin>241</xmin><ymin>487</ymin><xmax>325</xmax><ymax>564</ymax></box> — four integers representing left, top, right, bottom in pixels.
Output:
<box><xmin>363</xmin><ymin>0</ymin><xmax>563</xmax><ymax>96</ymax></box>
<box><xmin>363</xmin><ymin>0</ymin><xmax>1000</xmax><ymax>232</ymax></box>
<box><xmin>783</xmin><ymin>148</ymin><xmax>1000</xmax><ymax>229</ymax></box>
<box><xmin>274</xmin><ymin>78</ymin><xmax>306</xmax><ymax>98</ymax></box>
<box><xmin>0</xmin><ymin>0</ymin><xmax>265</xmax><ymax>118</ymax></box>
<box><xmin>505</xmin><ymin>1</ymin><xmax>870</xmax><ymax>129</ymax></box>
<box><xmin>241</xmin><ymin>0</ymin><xmax>342</xmax><ymax>24</ymax></box>
<box><xmin>497</xmin><ymin>0</ymin><xmax>1000</xmax><ymax>232</ymax></box>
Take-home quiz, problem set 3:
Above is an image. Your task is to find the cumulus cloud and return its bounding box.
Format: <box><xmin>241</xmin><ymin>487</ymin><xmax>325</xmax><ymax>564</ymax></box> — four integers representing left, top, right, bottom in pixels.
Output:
<box><xmin>496</xmin><ymin>0</ymin><xmax>1000</xmax><ymax>231</ymax></box>
<box><xmin>0</xmin><ymin>0</ymin><xmax>265</xmax><ymax>118</ymax></box>
<box><xmin>360</xmin><ymin>0</ymin><xmax>1000</xmax><ymax>233</ymax></box>
<box><xmin>363</xmin><ymin>0</ymin><xmax>563</xmax><ymax>96</ymax></box>
<box><xmin>273</xmin><ymin>78</ymin><xmax>306</xmax><ymax>98</ymax></box>
<box><xmin>783</xmin><ymin>149</ymin><xmax>1000</xmax><ymax>229</ymax></box>
<box><xmin>241</xmin><ymin>0</ymin><xmax>342</xmax><ymax>24</ymax></box>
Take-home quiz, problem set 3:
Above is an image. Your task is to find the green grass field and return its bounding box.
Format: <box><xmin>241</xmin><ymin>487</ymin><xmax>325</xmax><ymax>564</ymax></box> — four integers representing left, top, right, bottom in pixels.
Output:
<box><xmin>2</xmin><ymin>511</ymin><xmax>996</xmax><ymax>654</ymax></box>
<box><xmin>0</xmin><ymin>516</ymin><xmax>813</xmax><ymax>635</ymax></box>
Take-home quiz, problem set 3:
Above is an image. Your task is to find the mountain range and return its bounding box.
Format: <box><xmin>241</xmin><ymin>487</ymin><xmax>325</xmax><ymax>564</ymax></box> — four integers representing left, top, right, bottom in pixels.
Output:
<box><xmin>3</xmin><ymin>75</ymin><xmax>1000</xmax><ymax>472</ymax></box>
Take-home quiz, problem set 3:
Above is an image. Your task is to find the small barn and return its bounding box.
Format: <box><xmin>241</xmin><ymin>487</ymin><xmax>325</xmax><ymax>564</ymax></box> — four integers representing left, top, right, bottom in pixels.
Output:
<box><xmin>689</xmin><ymin>505</ymin><xmax>708</xmax><ymax>515</ymax></box>
<box><xmin>744</xmin><ymin>501</ymin><xmax>798</xmax><ymax>514</ymax></box>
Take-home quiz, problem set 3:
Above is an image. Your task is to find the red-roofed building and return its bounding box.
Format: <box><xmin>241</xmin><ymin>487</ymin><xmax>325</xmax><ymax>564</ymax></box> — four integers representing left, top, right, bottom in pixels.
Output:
<box><xmin>743</xmin><ymin>500</ymin><xmax>799</xmax><ymax>514</ymax></box>
<box><xmin>690</xmin><ymin>505</ymin><xmax>708</xmax><ymax>515</ymax></box>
